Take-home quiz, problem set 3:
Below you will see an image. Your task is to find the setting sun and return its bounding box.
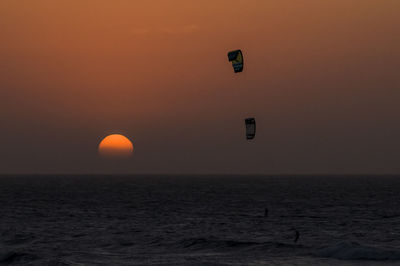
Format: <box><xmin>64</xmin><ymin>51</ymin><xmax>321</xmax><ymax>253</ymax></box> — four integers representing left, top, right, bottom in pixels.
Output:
<box><xmin>98</xmin><ymin>134</ymin><xmax>134</xmax><ymax>157</ymax></box>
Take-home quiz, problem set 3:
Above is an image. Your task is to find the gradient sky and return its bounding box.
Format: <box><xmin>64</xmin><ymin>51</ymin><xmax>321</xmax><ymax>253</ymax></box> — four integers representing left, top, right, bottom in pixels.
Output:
<box><xmin>1</xmin><ymin>0</ymin><xmax>400</xmax><ymax>174</ymax></box>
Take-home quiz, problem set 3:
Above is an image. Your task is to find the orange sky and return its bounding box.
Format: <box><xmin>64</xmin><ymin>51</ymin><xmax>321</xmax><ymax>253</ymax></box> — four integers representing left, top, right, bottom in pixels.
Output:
<box><xmin>1</xmin><ymin>0</ymin><xmax>400</xmax><ymax>174</ymax></box>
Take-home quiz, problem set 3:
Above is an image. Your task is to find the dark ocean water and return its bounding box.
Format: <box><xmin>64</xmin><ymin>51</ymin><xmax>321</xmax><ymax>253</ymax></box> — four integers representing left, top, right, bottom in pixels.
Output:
<box><xmin>0</xmin><ymin>175</ymin><xmax>400</xmax><ymax>265</ymax></box>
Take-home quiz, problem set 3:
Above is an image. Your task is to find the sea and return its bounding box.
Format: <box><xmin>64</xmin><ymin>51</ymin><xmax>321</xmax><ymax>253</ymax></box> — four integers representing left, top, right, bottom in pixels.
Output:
<box><xmin>0</xmin><ymin>175</ymin><xmax>399</xmax><ymax>265</ymax></box>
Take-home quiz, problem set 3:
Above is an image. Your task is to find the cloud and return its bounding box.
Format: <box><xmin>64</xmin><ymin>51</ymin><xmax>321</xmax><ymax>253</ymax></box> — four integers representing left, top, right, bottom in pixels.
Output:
<box><xmin>131</xmin><ymin>25</ymin><xmax>200</xmax><ymax>37</ymax></box>
<box><xmin>182</xmin><ymin>24</ymin><xmax>200</xmax><ymax>33</ymax></box>
<box><xmin>131</xmin><ymin>28</ymin><xmax>151</xmax><ymax>35</ymax></box>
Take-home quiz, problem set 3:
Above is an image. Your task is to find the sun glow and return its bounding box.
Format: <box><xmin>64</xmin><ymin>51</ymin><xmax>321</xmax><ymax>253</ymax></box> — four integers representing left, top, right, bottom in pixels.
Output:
<box><xmin>98</xmin><ymin>134</ymin><xmax>134</xmax><ymax>157</ymax></box>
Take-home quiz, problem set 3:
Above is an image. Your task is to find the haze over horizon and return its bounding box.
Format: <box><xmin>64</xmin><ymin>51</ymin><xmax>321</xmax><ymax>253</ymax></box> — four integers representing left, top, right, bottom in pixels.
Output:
<box><xmin>1</xmin><ymin>0</ymin><xmax>400</xmax><ymax>174</ymax></box>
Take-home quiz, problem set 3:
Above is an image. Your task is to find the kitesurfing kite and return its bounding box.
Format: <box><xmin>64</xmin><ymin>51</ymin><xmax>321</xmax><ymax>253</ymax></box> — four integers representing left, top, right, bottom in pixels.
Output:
<box><xmin>227</xmin><ymin>50</ymin><xmax>244</xmax><ymax>73</ymax></box>
<box><xmin>245</xmin><ymin>118</ymin><xmax>256</xmax><ymax>140</ymax></box>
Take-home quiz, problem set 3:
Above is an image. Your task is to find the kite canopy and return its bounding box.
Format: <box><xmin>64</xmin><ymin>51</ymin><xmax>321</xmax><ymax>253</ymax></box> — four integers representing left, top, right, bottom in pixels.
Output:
<box><xmin>227</xmin><ymin>50</ymin><xmax>244</xmax><ymax>73</ymax></box>
<box><xmin>245</xmin><ymin>118</ymin><xmax>256</xmax><ymax>140</ymax></box>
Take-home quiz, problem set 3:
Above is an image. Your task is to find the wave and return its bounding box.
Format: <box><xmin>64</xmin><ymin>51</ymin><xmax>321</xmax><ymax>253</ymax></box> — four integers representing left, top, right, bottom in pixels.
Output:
<box><xmin>0</xmin><ymin>250</ymin><xmax>38</xmax><ymax>264</ymax></box>
<box><xmin>178</xmin><ymin>237</ymin><xmax>301</xmax><ymax>252</ymax></box>
<box><xmin>315</xmin><ymin>241</ymin><xmax>400</xmax><ymax>260</ymax></box>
